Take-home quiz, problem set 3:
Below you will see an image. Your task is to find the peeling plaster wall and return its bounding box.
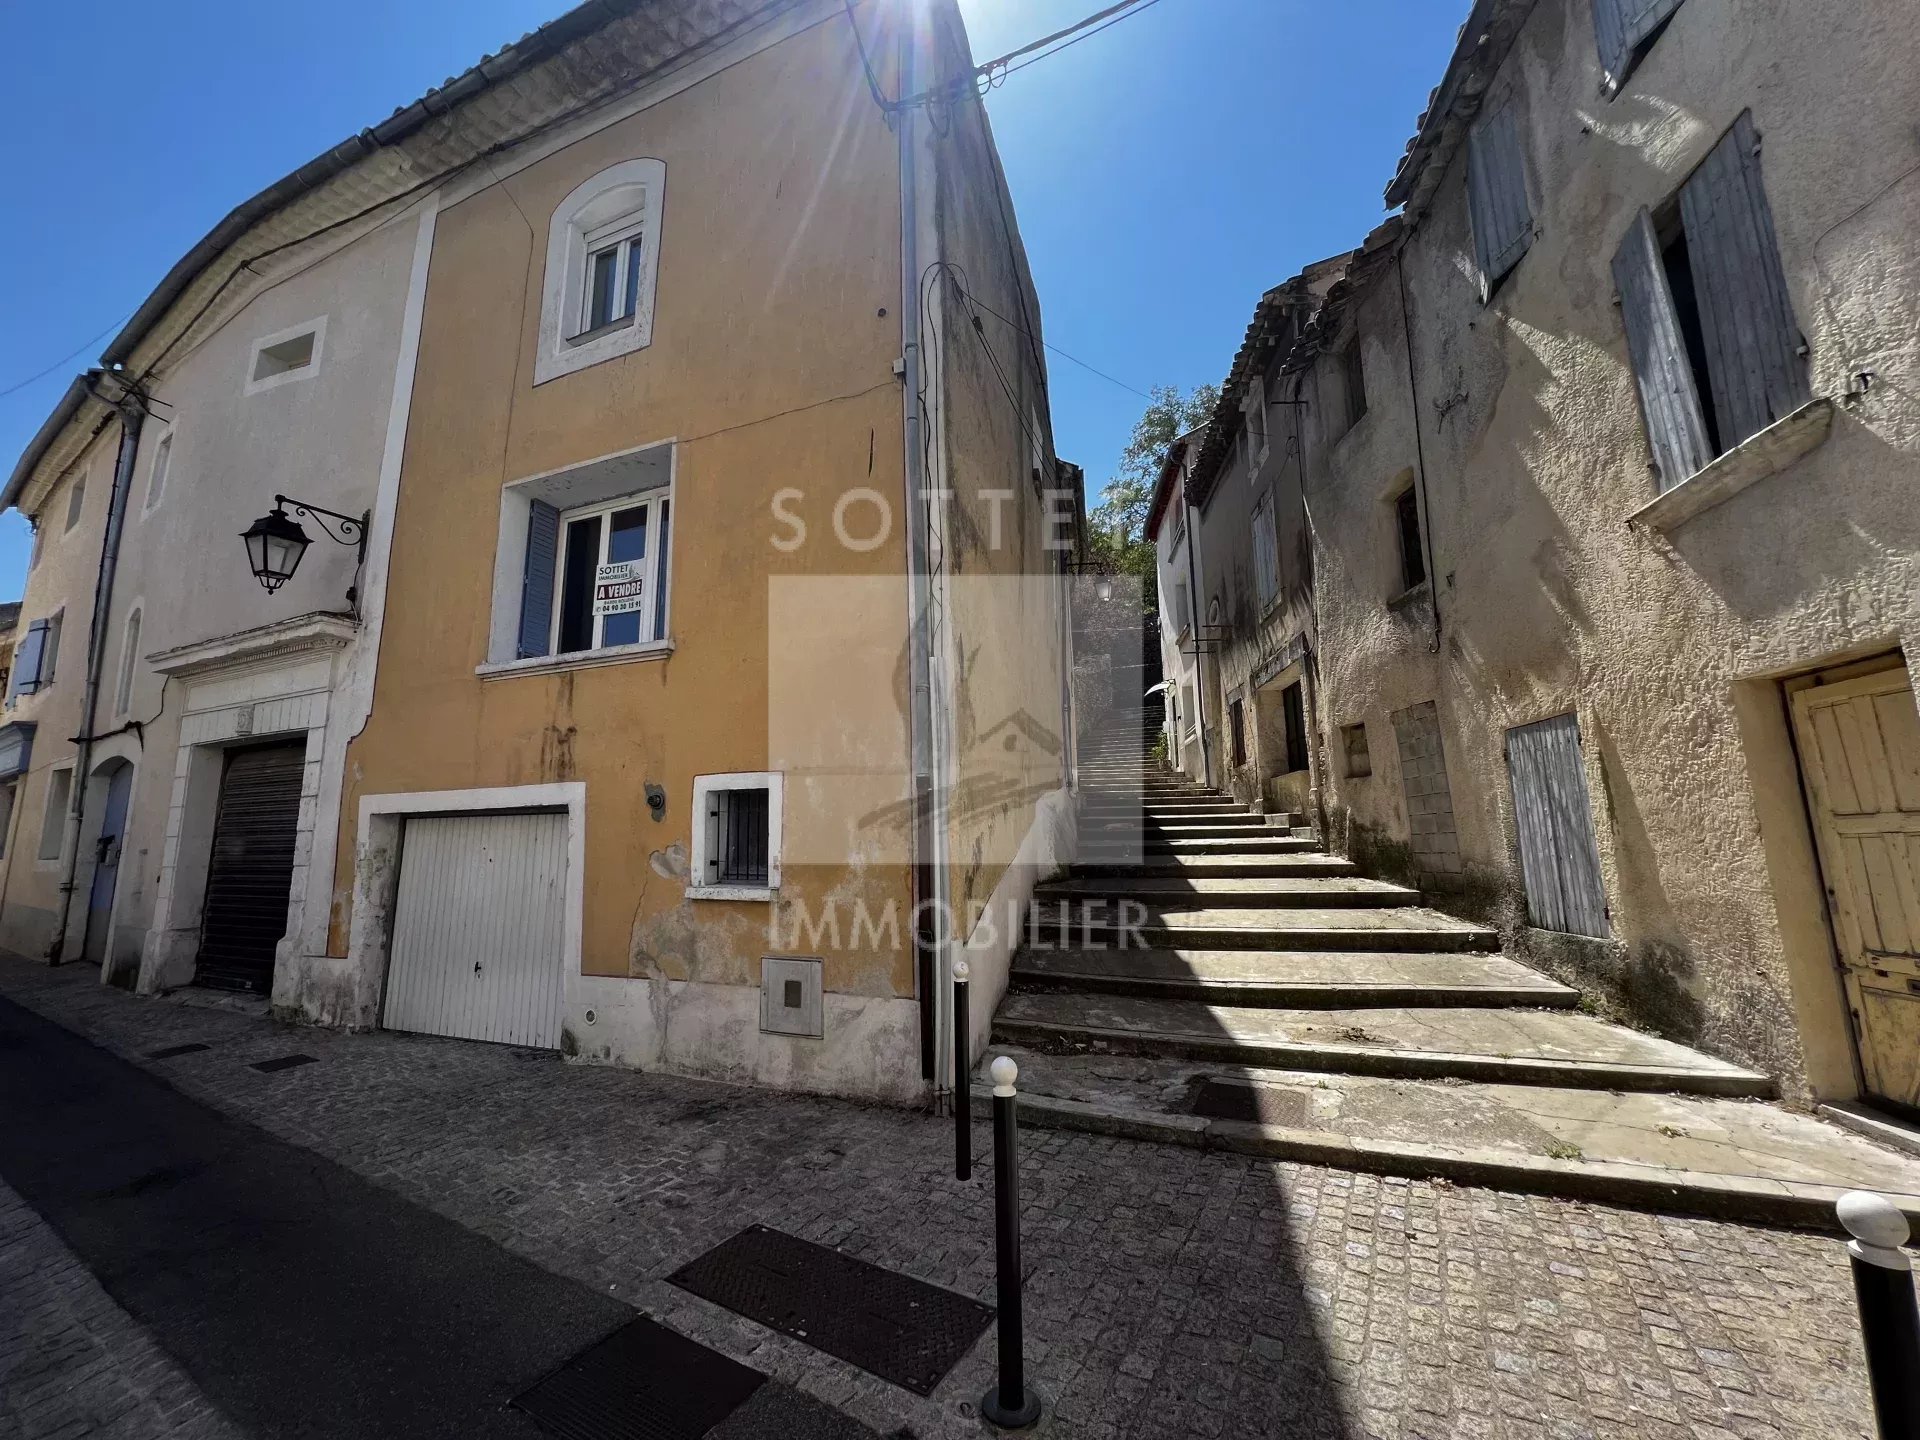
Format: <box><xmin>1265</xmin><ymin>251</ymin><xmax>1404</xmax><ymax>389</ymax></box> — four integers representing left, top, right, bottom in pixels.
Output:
<box><xmin>1312</xmin><ymin>0</ymin><xmax>1920</xmax><ymax>1104</ymax></box>
<box><xmin>332</xmin><ymin>14</ymin><xmax>923</xmax><ymax>1099</ymax></box>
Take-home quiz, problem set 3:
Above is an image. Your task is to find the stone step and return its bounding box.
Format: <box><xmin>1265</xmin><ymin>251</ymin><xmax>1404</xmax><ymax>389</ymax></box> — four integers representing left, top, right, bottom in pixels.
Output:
<box><xmin>1081</xmin><ymin>835</ymin><xmax>1323</xmax><ymax>857</ymax></box>
<box><xmin>1082</xmin><ymin>799</ymin><xmax>1249</xmax><ymax>814</ymax></box>
<box><xmin>990</xmin><ymin>992</ymin><xmax>1776</xmax><ymax>1098</ymax></box>
<box><xmin>974</xmin><ymin>1047</ymin><xmax>1917</xmax><ymax>1231</ymax></box>
<box><xmin>1023</xmin><ymin>904</ymin><xmax>1498</xmax><ymax>952</ymax></box>
<box><xmin>1010</xmin><ymin>947</ymin><xmax>1580</xmax><ymax>1008</ymax></box>
<box><xmin>1068</xmin><ymin>852</ymin><xmax>1345</xmax><ymax>879</ymax></box>
<box><xmin>1033</xmin><ymin>876</ymin><xmax>1410</xmax><ymax>910</ymax></box>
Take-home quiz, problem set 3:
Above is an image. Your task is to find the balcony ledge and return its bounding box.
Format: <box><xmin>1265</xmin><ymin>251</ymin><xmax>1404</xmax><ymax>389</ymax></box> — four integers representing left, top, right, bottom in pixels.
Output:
<box><xmin>476</xmin><ymin>636</ymin><xmax>675</xmax><ymax>680</ymax></box>
<box><xmin>1628</xmin><ymin>397</ymin><xmax>1834</xmax><ymax>533</ymax></box>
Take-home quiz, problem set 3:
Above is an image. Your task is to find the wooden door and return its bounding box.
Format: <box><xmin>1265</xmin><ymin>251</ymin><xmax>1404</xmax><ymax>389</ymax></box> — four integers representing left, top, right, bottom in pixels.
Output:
<box><xmin>1792</xmin><ymin>664</ymin><xmax>1920</xmax><ymax>1111</ymax></box>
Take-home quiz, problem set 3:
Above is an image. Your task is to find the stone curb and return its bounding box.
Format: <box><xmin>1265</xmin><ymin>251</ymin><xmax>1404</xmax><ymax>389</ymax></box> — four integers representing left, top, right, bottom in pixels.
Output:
<box><xmin>975</xmin><ymin>1085</ymin><xmax>1920</xmax><ymax>1234</ymax></box>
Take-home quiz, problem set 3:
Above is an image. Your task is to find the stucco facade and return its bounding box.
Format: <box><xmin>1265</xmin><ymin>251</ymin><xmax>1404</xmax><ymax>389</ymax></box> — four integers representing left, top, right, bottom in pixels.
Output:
<box><xmin>1293</xmin><ymin>0</ymin><xmax>1920</xmax><ymax>1106</ymax></box>
<box><xmin>2</xmin><ymin>0</ymin><xmax>1067</xmax><ymax>1110</ymax></box>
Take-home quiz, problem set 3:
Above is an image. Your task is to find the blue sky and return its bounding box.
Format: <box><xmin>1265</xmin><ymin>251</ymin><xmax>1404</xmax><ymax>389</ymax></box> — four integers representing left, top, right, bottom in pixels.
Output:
<box><xmin>0</xmin><ymin>0</ymin><xmax>1463</xmax><ymax>602</ymax></box>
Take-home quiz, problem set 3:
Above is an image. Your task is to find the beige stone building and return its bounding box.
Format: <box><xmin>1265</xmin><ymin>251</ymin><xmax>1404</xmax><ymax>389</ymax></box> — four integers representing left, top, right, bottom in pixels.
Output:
<box><xmin>1265</xmin><ymin>0</ymin><xmax>1919</xmax><ymax>1113</ymax></box>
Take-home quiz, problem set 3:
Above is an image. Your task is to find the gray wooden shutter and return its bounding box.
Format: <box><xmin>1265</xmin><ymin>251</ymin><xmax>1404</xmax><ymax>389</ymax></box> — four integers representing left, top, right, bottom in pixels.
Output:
<box><xmin>1467</xmin><ymin>97</ymin><xmax>1533</xmax><ymax>292</ymax></box>
<box><xmin>1506</xmin><ymin>714</ymin><xmax>1609</xmax><ymax>939</ymax></box>
<box><xmin>1679</xmin><ymin>111</ymin><xmax>1809</xmax><ymax>452</ymax></box>
<box><xmin>517</xmin><ymin>500</ymin><xmax>561</xmax><ymax>659</ymax></box>
<box><xmin>1612</xmin><ymin>208</ymin><xmax>1711</xmax><ymax>492</ymax></box>
<box><xmin>9</xmin><ymin>622</ymin><xmax>46</xmax><ymax>697</ymax></box>
<box><xmin>1593</xmin><ymin>0</ymin><xmax>1683</xmax><ymax>93</ymax></box>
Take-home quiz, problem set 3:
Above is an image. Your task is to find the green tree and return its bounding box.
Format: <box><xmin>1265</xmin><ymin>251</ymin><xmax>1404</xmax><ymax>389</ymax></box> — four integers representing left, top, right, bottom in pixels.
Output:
<box><xmin>1086</xmin><ymin>383</ymin><xmax>1219</xmax><ymax>600</ymax></box>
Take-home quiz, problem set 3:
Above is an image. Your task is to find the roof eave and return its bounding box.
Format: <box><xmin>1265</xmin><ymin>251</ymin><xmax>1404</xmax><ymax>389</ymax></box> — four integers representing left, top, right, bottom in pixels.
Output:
<box><xmin>2</xmin><ymin>373</ymin><xmax>98</xmax><ymax>514</ymax></box>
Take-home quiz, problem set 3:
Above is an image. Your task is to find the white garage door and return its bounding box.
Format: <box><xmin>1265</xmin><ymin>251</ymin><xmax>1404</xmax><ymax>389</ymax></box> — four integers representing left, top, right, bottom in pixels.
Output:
<box><xmin>384</xmin><ymin>811</ymin><xmax>567</xmax><ymax>1048</ymax></box>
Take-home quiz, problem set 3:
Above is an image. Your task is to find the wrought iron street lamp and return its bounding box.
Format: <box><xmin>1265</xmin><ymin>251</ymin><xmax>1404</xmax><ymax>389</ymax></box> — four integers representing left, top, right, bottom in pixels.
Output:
<box><xmin>241</xmin><ymin>494</ymin><xmax>369</xmax><ymax>601</ymax></box>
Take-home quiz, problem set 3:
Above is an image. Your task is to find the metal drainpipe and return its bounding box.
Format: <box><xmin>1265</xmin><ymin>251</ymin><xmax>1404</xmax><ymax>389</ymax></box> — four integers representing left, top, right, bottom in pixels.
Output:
<box><xmin>48</xmin><ymin>376</ymin><xmax>143</xmax><ymax>966</ymax></box>
<box><xmin>1180</xmin><ymin>474</ymin><xmax>1212</xmax><ymax>790</ymax></box>
<box><xmin>897</xmin><ymin>8</ymin><xmax>947</xmax><ymax>1096</ymax></box>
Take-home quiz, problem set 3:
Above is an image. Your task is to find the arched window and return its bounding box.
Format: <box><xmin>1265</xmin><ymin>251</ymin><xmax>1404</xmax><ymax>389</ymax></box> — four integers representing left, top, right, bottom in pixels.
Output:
<box><xmin>114</xmin><ymin>607</ymin><xmax>141</xmax><ymax>716</ymax></box>
<box><xmin>535</xmin><ymin>158</ymin><xmax>666</xmax><ymax>384</ymax></box>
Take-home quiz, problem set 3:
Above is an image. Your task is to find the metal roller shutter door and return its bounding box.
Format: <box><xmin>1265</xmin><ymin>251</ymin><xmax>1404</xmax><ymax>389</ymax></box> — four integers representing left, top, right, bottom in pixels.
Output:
<box><xmin>195</xmin><ymin>741</ymin><xmax>306</xmax><ymax>994</ymax></box>
<box><xmin>383</xmin><ymin>810</ymin><xmax>567</xmax><ymax>1049</ymax></box>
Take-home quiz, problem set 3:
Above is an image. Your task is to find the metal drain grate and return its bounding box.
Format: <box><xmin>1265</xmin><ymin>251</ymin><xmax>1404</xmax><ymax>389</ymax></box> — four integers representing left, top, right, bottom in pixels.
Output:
<box><xmin>147</xmin><ymin>1043</ymin><xmax>211</xmax><ymax>1060</ymax></box>
<box><xmin>250</xmin><ymin>1054</ymin><xmax>317</xmax><ymax>1073</ymax></box>
<box><xmin>1190</xmin><ymin>1076</ymin><xmax>1311</xmax><ymax>1128</ymax></box>
<box><xmin>667</xmin><ymin>1225</ymin><xmax>992</xmax><ymax>1396</ymax></box>
<box><xmin>512</xmin><ymin>1314</ymin><xmax>764</xmax><ymax>1440</ymax></box>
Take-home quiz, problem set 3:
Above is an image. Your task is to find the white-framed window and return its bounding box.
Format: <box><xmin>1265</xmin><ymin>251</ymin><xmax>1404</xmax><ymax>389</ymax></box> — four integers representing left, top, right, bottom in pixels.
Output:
<box><xmin>689</xmin><ymin>772</ymin><xmax>783</xmax><ymax>901</ymax></box>
<box><xmin>38</xmin><ymin>766</ymin><xmax>71</xmax><ymax>861</ymax></box>
<box><xmin>26</xmin><ymin>523</ymin><xmax>41</xmax><ymax>571</ymax></box>
<box><xmin>244</xmin><ymin>317</ymin><xmax>326</xmax><ymax>395</ymax></box>
<box><xmin>64</xmin><ymin>473</ymin><xmax>86</xmax><ymax>532</ymax></box>
<box><xmin>114</xmin><ymin>607</ymin><xmax>142</xmax><ymax>717</ymax></box>
<box><xmin>1169</xmin><ymin>496</ymin><xmax>1186</xmax><ymax>554</ymax></box>
<box><xmin>536</xmin><ymin>158</ymin><xmax>665</xmax><ymax>385</ymax></box>
<box><xmin>547</xmin><ymin>491</ymin><xmax>671</xmax><ymax>655</ymax></box>
<box><xmin>487</xmin><ymin>440</ymin><xmax>677</xmax><ymax>671</ymax></box>
<box><xmin>9</xmin><ymin>611</ymin><xmax>61</xmax><ymax>699</ymax></box>
<box><xmin>145</xmin><ymin>430</ymin><xmax>173</xmax><ymax>513</ymax></box>
<box><xmin>1251</xmin><ymin>491</ymin><xmax>1279</xmax><ymax>611</ymax></box>
<box><xmin>1172</xmin><ymin>580</ymin><xmax>1192</xmax><ymax>637</ymax></box>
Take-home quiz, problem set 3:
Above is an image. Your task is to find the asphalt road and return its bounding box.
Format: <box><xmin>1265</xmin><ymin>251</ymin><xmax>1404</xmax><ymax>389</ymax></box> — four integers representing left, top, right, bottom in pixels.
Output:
<box><xmin>0</xmin><ymin>993</ymin><xmax>697</xmax><ymax>1439</ymax></box>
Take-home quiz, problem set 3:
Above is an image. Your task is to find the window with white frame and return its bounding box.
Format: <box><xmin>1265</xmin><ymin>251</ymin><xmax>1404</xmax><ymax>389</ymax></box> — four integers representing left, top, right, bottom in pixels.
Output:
<box><xmin>1251</xmin><ymin>491</ymin><xmax>1279</xmax><ymax>611</ymax></box>
<box><xmin>245</xmin><ymin>318</ymin><xmax>326</xmax><ymax>394</ymax></box>
<box><xmin>536</xmin><ymin>158</ymin><xmax>665</xmax><ymax>385</ymax></box>
<box><xmin>39</xmin><ymin>767</ymin><xmax>71</xmax><ymax>861</ymax></box>
<box><xmin>490</xmin><ymin>442</ymin><xmax>675</xmax><ymax>670</ymax></box>
<box><xmin>145</xmin><ymin>431</ymin><xmax>173</xmax><ymax>512</ymax></box>
<box><xmin>689</xmin><ymin>772</ymin><xmax>783</xmax><ymax>900</ymax></box>
<box><xmin>114</xmin><ymin>608</ymin><xmax>141</xmax><ymax>716</ymax></box>
<box><xmin>545</xmin><ymin>492</ymin><xmax>671</xmax><ymax>655</ymax></box>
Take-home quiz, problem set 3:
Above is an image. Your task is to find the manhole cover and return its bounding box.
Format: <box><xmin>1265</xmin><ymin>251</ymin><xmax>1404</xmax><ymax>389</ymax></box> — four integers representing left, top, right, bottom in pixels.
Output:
<box><xmin>513</xmin><ymin>1314</ymin><xmax>764</xmax><ymax>1440</ymax></box>
<box><xmin>667</xmin><ymin>1225</ymin><xmax>992</xmax><ymax>1396</ymax></box>
<box><xmin>1190</xmin><ymin>1076</ymin><xmax>1310</xmax><ymax>1128</ymax></box>
<box><xmin>250</xmin><ymin>1054</ymin><xmax>317</xmax><ymax>1073</ymax></box>
<box><xmin>148</xmin><ymin>1043</ymin><xmax>211</xmax><ymax>1060</ymax></box>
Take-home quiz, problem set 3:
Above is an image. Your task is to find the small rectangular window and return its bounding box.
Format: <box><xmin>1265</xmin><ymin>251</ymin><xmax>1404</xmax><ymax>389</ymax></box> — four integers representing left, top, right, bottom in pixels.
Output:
<box><xmin>253</xmin><ymin>331</ymin><xmax>316</xmax><ymax>381</ymax></box>
<box><xmin>1342</xmin><ymin>338</ymin><xmax>1367</xmax><ymax>430</ymax></box>
<box><xmin>115</xmin><ymin>609</ymin><xmax>141</xmax><ymax>716</ymax></box>
<box><xmin>0</xmin><ymin>781</ymin><xmax>14</xmax><ymax>860</ymax></box>
<box><xmin>1342</xmin><ymin>723</ymin><xmax>1371</xmax><ymax>778</ymax></box>
<box><xmin>64</xmin><ymin>476</ymin><xmax>85</xmax><ymax>532</ymax></box>
<box><xmin>691</xmin><ymin>772</ymin><xmax>782</xmax><ymax>899</ymax></box>
<box><xmin>27</xmin><ymin>524</ymin><xmax>41</xmax><ymax>571</ymax></box>
<box><xmin>39</xmin><ymin>768</ymin><xmax>71</xmax><ymax>860</ymax></box>
<box><xmin>1394</xmin><ymin>488</ymin><xmax>1426</xmax><ymax>593</ymax></box>
<box><xmin>579</xmin><ymin>231</ymin><xmax>645</xmax><ymax>336</ymax></box>
<box><xmin>147</xmin><ymin>433</ymin><xmax>173</xmax><ymax>511</ymax></box>
<box><xmin>1229</xmin><ymin>697</ymin><xmax>1246</xmax><ymax>768</ymax></box>
<box><xmin>1245</xmin><ymin>378</ymin><xmax>1269</xmax><ymax>469</ymax></box>
<box><xmin>1281</xmin><ymin>681</ymin><xmax>1308</xmax><ymax>774</ymax></box>
<box><xmin>1172</xmin><ymin>580</ymin><xmax>1192</xmax><ymax>637</ymax></box>
<box><xmin>712</xmin><ymin>788</ymin><xmax>769</xmax><ymax>886</ymax></box>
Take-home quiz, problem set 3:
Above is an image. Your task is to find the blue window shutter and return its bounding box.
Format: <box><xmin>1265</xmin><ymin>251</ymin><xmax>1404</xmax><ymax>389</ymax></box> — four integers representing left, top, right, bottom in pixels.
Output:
<box><xmin>518</xmin><ymin>501</ymin><xmax>560</xmax><ymax>658</ymax></box>
<box><xmin>1679</xmin><ymin>111</ymin><xmax>1809</xmax><ymax>452</ymax></box>
<box><xmin>1467</xmin><ymin>97</ymin><xmax>1533</xmax><ymax>293</ymax></box>
<box><xmin>1613</xmin><ymin>208</ymin><xmax>1712</xmax><ymax>492</ymax></box>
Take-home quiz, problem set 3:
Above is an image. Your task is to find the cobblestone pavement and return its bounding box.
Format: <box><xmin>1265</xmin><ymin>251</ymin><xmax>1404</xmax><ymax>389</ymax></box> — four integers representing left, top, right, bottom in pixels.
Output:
<box><xmin>0</xmin><ymin>958</ymin><xmax>1893</xmax><ymax>1440</ymax></box>
<box><xmin>1</xmin><ymin>1177</ymin><xmax>240</xmax><ymax>1440</ymax></box>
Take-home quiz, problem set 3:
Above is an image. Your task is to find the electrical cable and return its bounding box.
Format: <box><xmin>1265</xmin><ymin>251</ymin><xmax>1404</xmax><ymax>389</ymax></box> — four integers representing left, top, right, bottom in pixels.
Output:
<box><xmin>0</xmin><ymin>313</ymin><xmax>135</xmax><ymax>399</ymax></box>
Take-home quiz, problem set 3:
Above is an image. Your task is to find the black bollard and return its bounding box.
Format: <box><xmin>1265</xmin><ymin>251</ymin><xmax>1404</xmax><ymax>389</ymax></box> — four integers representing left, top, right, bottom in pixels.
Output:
<box><xmin>953</xmin><ymin>960</ymin><xmax>972</xmax><ymax>1182</ymax></box>
<box><xmin>981</xmin><ymin>1056</ymin><xmax>1041</xmax><ymax>1429</ymax></box>
<box><xmin>1838</xmin><ymin>1190</ymin><xmax>1920</xmax><ymax>1438</ymax></box>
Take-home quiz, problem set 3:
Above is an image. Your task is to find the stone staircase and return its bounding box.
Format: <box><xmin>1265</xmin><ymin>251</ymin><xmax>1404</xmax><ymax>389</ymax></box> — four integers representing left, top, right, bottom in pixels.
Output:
<box><xmin>978</xmin><ymin>707</ymin><xmax>1920</xmax><ymax>1229</ymax></box>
